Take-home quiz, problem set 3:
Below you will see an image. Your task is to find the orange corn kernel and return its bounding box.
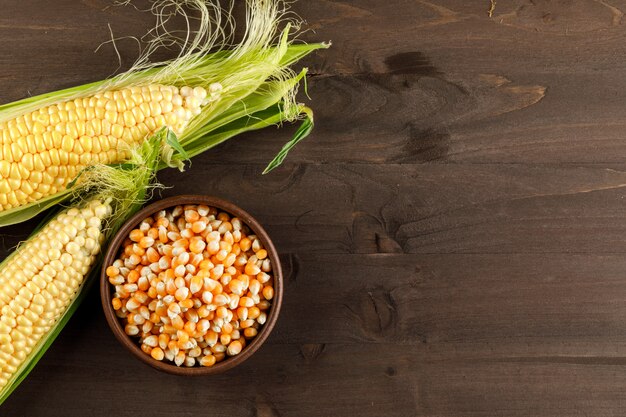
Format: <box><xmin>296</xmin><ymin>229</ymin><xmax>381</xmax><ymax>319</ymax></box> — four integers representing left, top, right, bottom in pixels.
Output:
<box><xmin>200</xmin><ymin>355</ymin><xmax>216</xmax><ymax>367</ymax></box>
<box><xmin>151</xmin><ymin>347</ymin><xmax>165</xmax><ymax>361</ymax></box>
<box><xmin>112</xmin><ymin>298</ymin><xmax>122</xmax><ymax>310</ymax></box>
<box><xmin>129</xmin><ymin>229</ymin><xmax>144</xmax><ymax>242</ymax></box>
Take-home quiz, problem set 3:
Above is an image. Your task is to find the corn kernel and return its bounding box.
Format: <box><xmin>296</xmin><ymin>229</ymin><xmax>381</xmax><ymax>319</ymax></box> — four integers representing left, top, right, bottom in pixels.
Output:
<box><xmin>105</xmin><ymin>204</ymin><xmax>275</xmax><ymax>368</ymax></box>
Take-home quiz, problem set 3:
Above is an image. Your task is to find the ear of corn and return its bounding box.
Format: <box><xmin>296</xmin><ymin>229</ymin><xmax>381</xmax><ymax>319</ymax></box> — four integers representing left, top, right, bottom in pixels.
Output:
<box><xmin>0</xmin><ymin>199</ymin><xmax>112</xmax><ymax>393</ymax></box>
<box><xmin>0</xmin><ymin>0</ymin><xmax>329</xmax><ymax>226</ymax></box>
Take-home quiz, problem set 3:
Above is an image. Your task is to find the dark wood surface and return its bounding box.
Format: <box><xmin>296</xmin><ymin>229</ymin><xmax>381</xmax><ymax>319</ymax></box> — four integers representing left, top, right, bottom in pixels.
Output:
<box><xmin>3</xmin><ymin>0</ymin><xmax>626</xmax><ymax>415</ymax></box>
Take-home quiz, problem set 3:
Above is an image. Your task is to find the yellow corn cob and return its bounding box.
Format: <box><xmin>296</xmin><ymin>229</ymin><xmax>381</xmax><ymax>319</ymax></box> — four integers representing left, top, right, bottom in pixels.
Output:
<box><xmin>0</xmin><ymin>199</ymin><xmax>112</xmax><ymax>388</ymax></box>
<box><xmin>0</xmin><ymin>84</ymin><xmax>210</xmax><ymax>211</ymax></box>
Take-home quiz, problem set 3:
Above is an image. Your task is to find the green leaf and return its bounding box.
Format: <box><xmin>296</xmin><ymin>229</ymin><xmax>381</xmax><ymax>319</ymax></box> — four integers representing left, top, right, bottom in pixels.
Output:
<box><xmin>175</xmin><ymin>104</ymin><xmax>289</xmax><ymax>162</ymax></box>
<box><xmin>180</xmin><ymin>69</ymin><xmax>308</xmax><ymax>150</ymax></box>
<box><xmin>263</xmin><ymin>106</ymin><xmax>314</xmax><ymax>174</ymax></box>
<box><xmin>175</xmin><ymin>103</ymin><xmax>315</xmax><ymax>175</ymax></box>
<box><xmin>164</xmin><ymin>129</ymin><xmax>190</xmax><ymax>171</ymax></box>
<box><xmin>279</xmin><ymin>42</ymin><xmax>330</xmax><ymax>67</ymax></box>
<box><xmin>165</xmin><ymin>129</ymin><xmax>189</xmax><ymax>161</ymax></box>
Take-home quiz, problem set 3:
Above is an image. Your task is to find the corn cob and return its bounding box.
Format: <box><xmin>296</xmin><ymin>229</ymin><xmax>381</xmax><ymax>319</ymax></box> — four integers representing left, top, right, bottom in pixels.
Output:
<box><xmin>0</xmin><ymin>0</ymin><xmax>329</xmax><ymax>228</ymax></box>
<box><xmin>0</xmin><ymin>84</ymin><xmax>212</xmax><ymax>211</ymax></box>
<box><xmin>0</xmin><ymin>198</ymin><xmax>112</xmax><ymax>389</ymax></box>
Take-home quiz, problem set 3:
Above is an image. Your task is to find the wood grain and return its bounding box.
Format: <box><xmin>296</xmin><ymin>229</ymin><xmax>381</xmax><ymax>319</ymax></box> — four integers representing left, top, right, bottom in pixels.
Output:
<box><xmin>3</xmin><ymin>0</ymin><xmax>626</xmax><ymax>415</ymax></box>
<box><xmin>158</xmin><ymin>163</ymin><xmax>626</xmax><ymax>254</ymax></box>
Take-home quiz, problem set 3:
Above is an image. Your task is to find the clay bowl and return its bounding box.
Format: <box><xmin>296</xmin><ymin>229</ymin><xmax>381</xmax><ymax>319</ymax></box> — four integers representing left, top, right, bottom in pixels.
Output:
<box><xmin>100</xmin><ymin>195</ymin><xmax>283</xmax><ymax>375</ymax></box>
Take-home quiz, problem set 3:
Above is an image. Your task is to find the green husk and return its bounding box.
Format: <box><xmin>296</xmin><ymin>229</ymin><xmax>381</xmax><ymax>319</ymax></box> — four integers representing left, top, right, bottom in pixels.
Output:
<box><xmin>263</xmin><ymin>105</ymin><xmax>313</xmax><ymax>174</ymax></box>
<box><xmin>0</xmin><ymin>0</ymin><xmax>329</xmax><ymax>227</ymax></box>
<box><xmin>0</xmin><ymin>129</ymin><xmax>168</xmax><ymax>405</ymax></box>
<box><xmin>167</xmin><ymin>68</ymin><xmax>309</xmax><ymax>165</ymax></box>
<box><xmin>0</xmin><ymin>41</ymin><xmax>327</xmax><ymax>124</ymax></box>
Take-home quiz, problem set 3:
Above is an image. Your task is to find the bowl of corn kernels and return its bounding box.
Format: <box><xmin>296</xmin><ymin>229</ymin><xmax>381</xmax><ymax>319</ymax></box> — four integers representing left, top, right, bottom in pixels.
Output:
<box><xmin>100</xmin><ymin>195</ymin><xmax>282</xmax><ymax>375</ymax></box>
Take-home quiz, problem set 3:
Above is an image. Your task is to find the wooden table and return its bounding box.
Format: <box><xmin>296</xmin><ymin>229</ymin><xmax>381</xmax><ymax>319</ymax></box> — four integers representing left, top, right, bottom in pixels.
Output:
<box><xmin>3</xmin><ymin>0</ymin><xmax>626</xmax><ymax>415</ymax></box>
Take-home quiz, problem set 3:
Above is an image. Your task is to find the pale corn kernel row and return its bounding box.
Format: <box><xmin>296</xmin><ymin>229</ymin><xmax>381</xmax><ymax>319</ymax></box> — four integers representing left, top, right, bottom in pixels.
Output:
<box><xmin>0</xmin><ymin>83</ymin><xmax>221</xmax><ymax>212</ymax></box>
<box><xmin>0</xmin><ymin>199</ymin><xmax>111</xmax><ymax>388</ymax></box>
<box><xmin>107</xmin><ymin>204</ymin><xmax>274</xmax><ymax>367</ymax></box>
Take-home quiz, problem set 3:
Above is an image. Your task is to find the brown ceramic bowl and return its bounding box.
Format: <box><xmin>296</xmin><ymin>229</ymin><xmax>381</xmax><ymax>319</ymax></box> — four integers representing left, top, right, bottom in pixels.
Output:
<box><xmin>100</xmin><ymin>195</ymin><xmax>283</xmax><ymax>375</ymax></box>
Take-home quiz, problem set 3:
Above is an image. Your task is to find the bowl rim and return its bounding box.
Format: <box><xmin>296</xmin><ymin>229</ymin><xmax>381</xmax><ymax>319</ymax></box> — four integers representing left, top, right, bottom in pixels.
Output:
<box><xmin>100</xmin><ymin>194</ymin><xmax>283</xmax><ymax>375</ymax></box>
